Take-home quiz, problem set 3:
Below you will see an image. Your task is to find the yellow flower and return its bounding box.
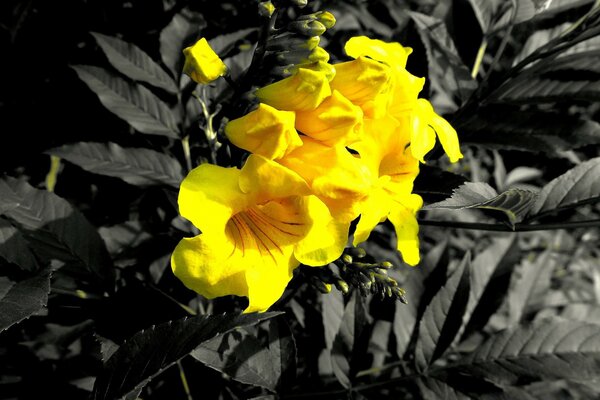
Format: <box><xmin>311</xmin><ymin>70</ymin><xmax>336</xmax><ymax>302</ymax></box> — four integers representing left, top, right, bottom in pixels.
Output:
<box><xmin>345</xmin><ymin>36</ymin><xmax>413</xmax><ymax>70</ymax></box>
<box><xmin>330</xmin><ymin>56</ymin><xmax>392</xmax><ymax>118</ymax></box>
<box><xmin>182</xmin><ymin>38</ymin><xmax>228</xmax><ymax>84</ymax></box>
<box><xmin>351</xmin><ymin>116</ymin><xmax>422</xmax><ymax>266</ymax></box>
<box><xmin>255</xmin><ymin>68</ymin><xmax>331</xmax><ymax>111</ymax></box>
<box><xmin>294</xmin><ymin>90</ymin><xmax>363</xmax><ymax>146</ymax></box>
<box><xmin>225</xmin><ymin>103</ymin><xmax>302</xmax><ymax>160</ymax></box>
<box><xmin>171</xmin><ymin>155</ymin><xmax>347</xmax><ymax>312</ymax></box>
<box><xmin>278</xmin><ymin>137</ymin><xmax>372</xmax><ymax>223</ymax></box>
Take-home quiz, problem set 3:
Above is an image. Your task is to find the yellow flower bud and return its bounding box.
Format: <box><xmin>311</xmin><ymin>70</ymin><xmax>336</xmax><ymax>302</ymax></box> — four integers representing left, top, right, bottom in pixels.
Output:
<box><xmin>289</xmin><ymin>61</ymin><xmax>336</xmax><ymax>81</ymax></box>
<box><xmin>225</xmin><ymin>104</ymin><xmax>302</xmax><ymax>160</ymax></box>
<box><xmin>256</xmin><ymin>68</ymin><xmax>331</xmax><ymax>111</ymax></box>
<box><xmin>258</xmin><ymin>1</ymin><xmax>275</xmax><ymax>17</ymax></box>
<box><xmin>288</xmin><ymin>20</ymin><xmax>327</xmax><ymax>37</ymax></box>
<box><xmin>182</xmin><ymin>38</ymin><xmax>228</xmax><ymax>84</ymax></box>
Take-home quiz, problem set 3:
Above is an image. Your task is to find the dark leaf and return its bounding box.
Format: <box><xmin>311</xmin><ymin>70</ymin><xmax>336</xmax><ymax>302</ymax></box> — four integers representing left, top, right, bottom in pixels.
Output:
<box><xmin>415</xmin><ymin>254</ymin><xmax>471</xmax><ymax>370</ymax></box>
<box><xmin>91</xmin><ymin>32</ymin><xmax>178</xmax><ymax>94</ymax></box>
<box><xmin>414</xmin><ymin>166</ymin><xmax>468</xmax><ymax>204</ymax></box>
<box><xmin>529</xmin><ymin>157</ymin><xmax>600</xmax><ymax>217</ymax></box>
<box><xmin>410</xmin><ymin>12</ymin><xmax>477</xmax><ymax>109</ymax></box>
<box><xmin>0</xmin><ymin>267</ymin><xmax>52</xmax><ymax>332</ymax></box>
<box><xmin>47</xmin><ymin>142</ymin><xmax>184</xmax><ymax>188</ymax></box>
<box><xmin>72</xmin><ymin>65</ymin><xmax>180</xmax><ymax>138</ymax></box>
<box><xmin>93</xmin><ymin>312</ymin><xmax>282</xmax><ymax>400</ymax></box>
<box><xmin>191</xmin><ymin>318</ymin><xmax>295</xmax><ymax>391</ymax></box>
<box><xmin>493</xmin><ymin>77</ymin><xmax>600</xmax><ymax>104</ymax></box>
<box><xmin>0</xmin><ymin>177</ymin><xmax>113</xmax><ymax>286</ymax></box>
<box><xmin>209</xmin><ymin>28</ymin><xmax>258</xmax><ymax>56</ymax></box>
<box><xmin>448</xmin><ymin>320</ymin><xmax>600</xmax><ymax>384</ymax></box>
<box><xmin>458</xmin><ymin>106</ymin><xmax>600</xmax><ymax>153</ymax></box>
<box><xmin>160</xmin><ymin>9</ymin><xmax>206</xmax><ymax>77</ymax></box>
<box><xmin>417</xmin><ymin>376</ymin><xmax>473</xmax><ymax>400</ymax></box>
<box><xmin>0</xmin><ymin>218</ymin><xmax>39</xmax><ymax>271</ymax></box>
<box><xmin>465</xmin><ymin>0</ymin><xmax>505</xmax><ymax>33</ymax></box>
<box><xmin>424</xmin><ymin>182</ymin><xmax>538</xmax><ymax>226</ymax></box>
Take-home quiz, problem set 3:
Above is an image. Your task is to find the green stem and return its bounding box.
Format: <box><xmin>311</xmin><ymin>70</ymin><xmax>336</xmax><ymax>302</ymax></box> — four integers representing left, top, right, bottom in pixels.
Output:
<box><xmin>181</xmin><ymin>136</ymin><xmax>192</xmax><ymax>172</ymax></box>
<box><xmin>177</xmin><ymin>361</ymin><xmax>193</xmax><ymax>400</ymax></box>
<box><xmin>418</xmin><ymin>218</ymin><xmax>600</xmax><ymax>232</ymax></box>
<box><xmin>471</xmin><ymin>38</ymin><xmax>488</xmax><ymax>78</ymax></box>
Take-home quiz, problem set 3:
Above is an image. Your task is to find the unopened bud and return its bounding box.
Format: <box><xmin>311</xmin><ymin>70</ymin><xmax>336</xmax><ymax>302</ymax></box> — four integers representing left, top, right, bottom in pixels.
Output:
<box><xmin>308</xmin><ymin>46</ymin><xmax>329</xmax><ymax>62</ymax></box>
<box><xmin>267</xmin><ymin>34</ymin><xmax>320</xmax><ymax>51</ymax></box>
<box><xmin>335</xmin><ymin>280</ymin><xmax>349</xmax><ymax>294</ymax></box>
<box><xmin>288</xmin><ymin>20</ymin><xmax>327</xmax><ymax>37</ymax></box>
<box><xmin>380</xmin><ymin>261</ymin><xmax>393</xmax><ymax>269</ymax></box>
<box><xmin>290</xmin><ymin>0</ymin><xmax>308</xmax><ymax>7</ymax></box>
<box><xmin>342</xmin><ymin>254</ymin><xmax>353</xmax><ymax>264</ymax></box>
<box><xmin>258</xmin><ymin>1</ymin><xmax>275</xmax><ymax>17</ymax></box>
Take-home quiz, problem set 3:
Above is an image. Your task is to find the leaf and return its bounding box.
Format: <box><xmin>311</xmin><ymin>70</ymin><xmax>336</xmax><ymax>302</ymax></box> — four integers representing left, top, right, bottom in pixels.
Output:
<box><xmin>465</xmin><ymin>0</ymin><xmax>506</xmax><ymax>33</ymax></box>
<box><xmin>0</xmin><ymin>218</ymin><xmax>38</xmax><ymax>271</ymax></box>
<box><xmin>0</xmin><ymin>267</ymin><xmax>52</xmax><ymax>332</ymax></box>
<box><xmin>72</xmin><ymin>65</ymin><xmax>180</xmax><ymax>138</ymax></box>
<box><xmin>448</xmin><ymin>320</ymin><xmax>600</xmax><ymax>384</ymax></box>
<box><xmin>91</xmin><ymin>32</ymin><xmax>178</xmax><ymax>94</ymax></box>
<box><xmin>47</xmin><ymin>142</ymin><xmax>183</xmax><ymax>188</ymax></box>
<box><xmin>191</xmin><ymin>318</ymin><xmax>295</xmax><ymax>391</ymax></box>
<box><xmin>0</xmin><ymin>177</ymin><xmax>113</xmax><ymax>286</ymax></box>
<box><xmin>529</xmin><ymin>157</ymin><xmax>600</xmax><ymax>217</ymax></box>
<box><xmin>506</xmin><ymin>249</ymin><xmax>555</xmax><ymax>326</ymax></box>
<box><xmin>414</xmin><ymin>166</ymin><xmax>468</xmax><ymax>203</ymax></box>
<box><xmin>414</xmin><ymin>254</ymin><xmax>471</xmax><ymax>370</ymax></box>
<box><xmin>321</xmin><ymin>289</ymin><xmax>345</xmax><ymax>350</ymax></box>
<box><xmin>394</xmin><ymin>239</ymin><xmax>449</xmax><ymax>358</ymax></box>
<box><xmin>0</xmin><ymin>179</ymin><xmax>20</xmax><ymax>215</ymax></box>
<box><xmin>424</xmin><ymin>182</ymin><xmax>538</xmax><ymax>226</ymax></box>
<box><xmin>410</xmin><ymin>12</ymin><xmax>477</xmax><ymax>110</ymax></box>
<box><xmin>458</xmin><ymin>105</ymin><xmax>600</xmax><ymax>154</ymax></box>
<box><xmin>92</xmin><ymin>312</ymin><xmax>282</xmax><ymax>400</ymax></box>
<box><xmin>159</xmin><ymin>8</ymin><xmax>206</xmax><ymax>77</ymax></box>
<box><xmin>493</xmin><ymin>77</ymin><xmax>600</xmax><ymax>104</ymax></box>
<box><xmin>209</xmin><ymin>28</ymin><xmax>258</xmax><ymax>56</ymax></box>
<box><xmin>417</xmin><ymin>377</ymin><xmax>473</xmax><ymax>400</ymax></box>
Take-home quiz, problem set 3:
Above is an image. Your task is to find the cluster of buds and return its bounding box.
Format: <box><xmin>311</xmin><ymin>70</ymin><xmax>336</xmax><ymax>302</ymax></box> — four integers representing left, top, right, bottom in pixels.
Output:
<box><xmin>308</xmin><ymin>248</ymin><xmax>408</xmax><ymax>303</ymax></box>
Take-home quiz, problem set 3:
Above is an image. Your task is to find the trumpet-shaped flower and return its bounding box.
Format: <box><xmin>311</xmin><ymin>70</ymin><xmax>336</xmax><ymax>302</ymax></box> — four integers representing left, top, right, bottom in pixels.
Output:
<box><xmin>278</xmin><ymin>137</ymin><xmax>372</xmax><ymax>223</ymax></box>
<box><xmin>255</xmin><ymin>68</ymin><xmax>331</xmax><ymax>111</ymax></box>
<box><xmin>294</xmin><ymin>90</ymin><xmax>363</xmax><ymax>146</ymax></box>
<box><xmin>171</xmin><ymin>155</ymin><xmax>347</xmax><ymax>312</ymax></box>
<box><xmin>182</xmin><ymin>38</ymin><xmax>228</xmax><ymax>84</ymax></box>
<box><xmin>225</xmin><ymin>103</ymin><xmax>302</xmax><ymax>160</ymax></box>
<box><xmin>351</xmin><ymin>116</ymin><xmax>422</xmax><ymax>266</ymax></box>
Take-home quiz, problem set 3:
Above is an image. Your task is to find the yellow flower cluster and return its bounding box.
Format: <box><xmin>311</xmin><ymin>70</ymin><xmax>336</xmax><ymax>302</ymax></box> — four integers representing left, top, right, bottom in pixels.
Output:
<box><xmin>173</xmin><ymin>35</ymin><xmax>462</xmax><ymax>313</ymax></box>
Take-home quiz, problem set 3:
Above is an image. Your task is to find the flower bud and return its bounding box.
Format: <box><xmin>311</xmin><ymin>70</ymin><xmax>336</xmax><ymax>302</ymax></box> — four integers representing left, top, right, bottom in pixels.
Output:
<box><xmin>255</xmin><ymin>68</ymin><xmax>331</xmax><ymax>111</ymax></box>
<box><xmin>182</xmin><ymin>38</ymin><xmax>228</xmax><ymax>84</ymax></box>
<box><xmin>267</xmin><ymin>34</ymin><xmax>320</xmax><ymax>51</ymax></box>
<box><xmin>297</xmin><ymin>11</ymin><xmax>336</xmax><ymax>29</ymax></box>
<box><xmin>288</xmin><ymin>20</ymin><xmax>327</xmax><ymax>37</ymax></box>
<box><xmin>335</xmin><ymin>280</ymin><xmax>349</xmax><ymax>294</ymax></box>
<box><xmin>258</xmin><ymin>1</ymin><xmax>275</xmax><ymax>17</ymax></box>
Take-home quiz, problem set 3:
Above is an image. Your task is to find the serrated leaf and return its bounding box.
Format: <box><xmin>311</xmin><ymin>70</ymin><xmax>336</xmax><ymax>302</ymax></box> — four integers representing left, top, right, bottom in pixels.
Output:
<box><xmin>529</xmin><ymin>157</ymin><xmax>600</xmax><ymax>217</ymax></box>
<box><xmin>417</xmin><ymin>377</ymin><xmax>473</xmax><ymax>400</ymax></box>
<box><xmin>0</xmin><ymin>218</ymin><xmax>38</xmax><ymax>271</ymax></box>
<box><xmin>47</xmin><ymin>142</ymin><xmax>183</xmax><ymax>188</ymax></box>
<box><xmin>415</xmin><ymin>254</ymin><xmax>471</xmax><ymax>370</ymax></box>
<box><xmin>394</xmin><ymin>240</ymin><xmax>449</xmax><ymax>358</ymax></box>
<box><xmin>93</xmin><ymin>312</ymin><xmax>282</xmax><ymax>400</ymax></box>
<box><xmin>425</xmin><ymin>182</ymin><xmax>538</xmax><ymax>226</ymax></box>
<box><xmin>450</xmin><ymin>320</ymin><xmax>600</xmax><ymax>384</ymax></box>
<box><xmin>494</xmin><ymin>77</ymin><xmax>600</xmax><ymax>104</ymax></box>
<box><xmin>458</xmin><ymin>106</ymin><xmax>600</xmax><ymax>153</ymax></box>
<box><xmin>414</xmin><ymin>166</ymin><xmax>468</xmax><ymax>203</ymax></box>
<box><xmin>72</xmin><ymin>65</ymin><xmax>180</xmax><ymax>138</ymax></box>
<box><xmin>91</xmin><ymin>32</ymin><xmax>178</xmax><ymax>94</ymax></box>
<box><xmin>0</xmin><ymin>267</ymin><xmax>51</xmax><ymax>332</ymax></box>
<box><xmin>159</xmin><ymin>8</ymin><xmax>206</xmax><ymax>77</ymax></box>
<box><xmin>191</xmin><ymin>318</ymin><xmax>295</xmax><ymax>391</ymax></box>
<box><xmin>0</xmin><ymin>177</ymin><xmax>113</xmax><ymax>286</ymax></box>
<box><xmin>410</xmin><ymin>12</ymin><xmax>477</xmax><ymax>110</ymax></box>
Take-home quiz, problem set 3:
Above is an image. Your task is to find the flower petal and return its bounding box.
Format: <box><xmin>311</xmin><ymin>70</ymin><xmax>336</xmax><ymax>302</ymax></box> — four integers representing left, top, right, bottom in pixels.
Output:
<box><xmin>388</xmin><ymin>194</ymin><xmax>423</xmax><ymax>266</ymax></box>
<box><xmin>352</xmin><ymin>185</ymin><xmax>390</xmax><ymax>245</ymax></box>
<box><xmin>331</xmin><ymin>57</ymin><xmax>391</xmax><ymax>108</ymax></box>
<box><xmin>255</xmin><ymin>68</ymin><xmax>331</xmax><ymax>111</ymax></box>
<box><xmin>225</xmin><ymin>104</ymin><xmax>302</xmax><ymax>160</ymax></box>
<box><xmin>178</xmin><ymin>164</ymin><xmax>246</xmax><ymax>235</ymax></box>
<box><xmin>344</xmin><ymin>36</ymin><xmax>413</xmax><ymax>68</ymax></box>
<box><xmin>239</xmin><ymin>155</ymin><xmax>311</xmax><ymax>201</ymax></box>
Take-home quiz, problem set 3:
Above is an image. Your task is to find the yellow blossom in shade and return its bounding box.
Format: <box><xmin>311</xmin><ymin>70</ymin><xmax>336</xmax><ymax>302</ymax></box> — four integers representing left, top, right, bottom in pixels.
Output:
<box><xmin>171</xmin><ymin>155</ymin><xmax>348</xmax><ymax>313</ymax></box>
<box><xmin>182</xmin><ymin>38</ymin><xmax>228</xmax><ymax>84</ymax></box>
<box><xmin>255</xmin><ymin>68</ymin><xmax>331</xmax><ymax>111</ymax></box>
<box><xmin>225</xmin><ymin>103</ymin><xmax>302</xmax><ymax>160</ymax></box>
<box><xmin>350</xmin><ymin>116</ymin><xmax>422</xmax><ymax>266</ymax></box>
<box><xmin>294</xmin><ymin>90</ymin><xmax>363</xmax><ymax>146</ymax></box>
<box><xmin>330</xmin><ymin>56</ymin><xmax>392</xmax><ymax>118</ymax></box>
<box><xmin>278</xmin><ymin>137</ymin><xmax>372</xmax><ymax>223</ymax></box>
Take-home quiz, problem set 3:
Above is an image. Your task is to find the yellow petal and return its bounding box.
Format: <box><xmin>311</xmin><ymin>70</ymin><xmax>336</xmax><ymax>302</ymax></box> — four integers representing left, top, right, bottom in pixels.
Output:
<box><xmin>331</xmin><ymin>56</ymin><xmax>391</xmax><ymax>109</ymax></box>
<box><xmin>279</xmin><ymin>138</ymin><xmax>372</xmax><ymax>222</ymax></box>
<box><xmin>352</xmin><ymin>184</ymin><xmax>391</xmax><ymax>245</ymax></box>
<box><xmin>178</xmin><ymin>163</ymin><xmax>246</xmax><ymax>235</ymax></box>
<box><xmin>182</xmin><ymin>38</ymin><xmax>228</xmax><ymax>84</ymax></box>
<box><xmin>425</xmin><ymin>101</ymin><xmax>463</xmax><ymax>163</ymax></box>
<box><xmin>344</xmin><ymin>36</ymin><xmax>413</xmax><ymax>68</ymax></box>
<box><xmin>245</xmin><ymin>254</ymin><xmax>298</xmax><ymax>313</ymax></box>
<box><xmin>239</xmin><ymin>154</ymin><xmax>311</xmax><ymax>202</ymax></box>
<box><xmin>412</xmin><ymin>99</ymin><xmax>463</xmax><ymax>163</ymax></box>
<box><xmin>388</xmin><ymin>194</ymin><xmax>423</xmax><ymax>266</ymax></box>
<box><xmin>225</xmin><ymin>104</ymin><xmax>302</xmax><ymax>160</ymax></box>
<box><xmin>409</xmin><ymin>107</ymin><xmax>437</xmax><ymax>163</ymax></box>
<box><xmin>255</xmin><ymin>68</ymin><xmax>331</xmax><ymax>111</ymax></box>
<box><xmin>294</xmin><ymin>195</ymin><xmax>348</xmax><ymax>266</ymax></box>
<box><xmin>294</xmin><ymin>90</ymin><xmax>363</xmax><ymax>146</ymax></box>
